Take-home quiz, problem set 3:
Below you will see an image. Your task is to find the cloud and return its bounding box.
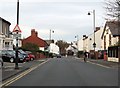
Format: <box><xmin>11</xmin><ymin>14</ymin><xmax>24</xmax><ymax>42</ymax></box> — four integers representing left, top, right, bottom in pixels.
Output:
<box><xmin>1</xmin><ymin>0</ymin><xmax>105</xmax><ymax>42</ymax></box>
<box><xmin>1</xmin><ymin>0</ymin><xmax>104</xmax><ymax>3</ymax></box>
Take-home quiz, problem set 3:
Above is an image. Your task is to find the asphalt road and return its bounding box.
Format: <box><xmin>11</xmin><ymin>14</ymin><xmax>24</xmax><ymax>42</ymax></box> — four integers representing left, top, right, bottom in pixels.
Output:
<box><xmin>6</xmin><ymin>57</ymin><xmax>118</xmax><ymax>86</ymax></box>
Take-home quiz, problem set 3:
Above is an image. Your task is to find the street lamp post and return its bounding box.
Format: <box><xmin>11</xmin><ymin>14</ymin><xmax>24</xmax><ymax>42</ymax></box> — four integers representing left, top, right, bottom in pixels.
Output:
<box><xmin>83</xmin><ymin>35</ymin><xmax>88</xmax><ymax>51</ymax></box>
<box><xmin>75</xmin><ymin>35</ymin><xmax>79</xmax><ymax>51</ymax></box>
<box><xmin>88</xmin><ymin>10</ymin><xmax>96</xmax><ymax>59</ymax></box>
<box><xmin>49</xmin><ymin>29</ymin><xmax>54</xmax><ymax>40</ymax></box>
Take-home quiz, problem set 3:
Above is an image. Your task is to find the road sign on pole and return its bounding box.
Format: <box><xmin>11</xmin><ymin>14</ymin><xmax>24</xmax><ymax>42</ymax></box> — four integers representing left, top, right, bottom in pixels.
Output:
<box><xmin>12</xmin><ymin>24</ymin><xmax>21</xmax><ymax>33</ymax></box>
<box><xmin>13</xmin><ymin>32</ymin><xmax>21</xmax><ymax>39</ymax></box>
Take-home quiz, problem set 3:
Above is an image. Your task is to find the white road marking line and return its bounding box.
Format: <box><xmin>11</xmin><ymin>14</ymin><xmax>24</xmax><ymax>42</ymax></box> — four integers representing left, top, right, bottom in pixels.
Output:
<box><xmin>1</xmin><ymin>58</ymin><xmax>52</xmax><ymax>87</ymax></box>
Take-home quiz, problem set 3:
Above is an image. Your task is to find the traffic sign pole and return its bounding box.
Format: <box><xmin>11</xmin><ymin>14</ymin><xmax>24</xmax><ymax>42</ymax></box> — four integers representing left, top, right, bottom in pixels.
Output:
<box><xmin>15</xmin><ymin>0</ymin><xmax>19</xmax><ymax>69</ymax></box>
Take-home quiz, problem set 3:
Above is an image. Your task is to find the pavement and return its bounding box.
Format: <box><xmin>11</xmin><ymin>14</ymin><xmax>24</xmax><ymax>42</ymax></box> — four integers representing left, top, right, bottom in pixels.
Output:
<box><xmin>1</xmin><ymin>57</ymin><xmax>119</xmax><ymax>82</ymax></box>
<box><xmin>1</xmin><ymin>58</ymin><xmax>48</xmax><ymax>82</ymax></box>
<box><xmin>75</xmin><ymin>57</ymin><xmax>119</xmax><ymax>69</ymax></box>
<box><xmin>87</xmin><ymin>58</ymin><xmax>119</xmax><ymax>68</ymax></box>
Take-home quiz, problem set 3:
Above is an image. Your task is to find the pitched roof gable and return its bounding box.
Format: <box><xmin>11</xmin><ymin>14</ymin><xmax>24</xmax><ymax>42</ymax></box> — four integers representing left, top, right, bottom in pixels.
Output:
<box><xmin>101</xmin><ymin>21</ymin><xmax>120</xmax><ymax>39</ymax></box>
<box><xmin>0</xmin><ymin>17</ymin><xmax>11</xmax><ymax>25</ymax></box>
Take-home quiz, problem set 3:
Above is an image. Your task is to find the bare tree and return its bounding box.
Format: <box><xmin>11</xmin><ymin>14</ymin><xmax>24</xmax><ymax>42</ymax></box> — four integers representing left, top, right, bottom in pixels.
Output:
<box><xmin>105</xmin><ymin>0</ymin><xmax>120</xmax><ymax>20</ymax></box>
<box><xmin>56</xmin><ymin>40</ymin><xmax>69</xmax><ymax>55</ymax></box>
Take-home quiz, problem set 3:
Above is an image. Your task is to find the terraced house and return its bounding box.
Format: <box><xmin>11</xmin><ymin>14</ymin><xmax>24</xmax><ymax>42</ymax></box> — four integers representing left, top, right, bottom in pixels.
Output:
<box><xmin>0</xmin><ymin>17</ymin><xmax>13</xmax><ymax>50</ymax></box>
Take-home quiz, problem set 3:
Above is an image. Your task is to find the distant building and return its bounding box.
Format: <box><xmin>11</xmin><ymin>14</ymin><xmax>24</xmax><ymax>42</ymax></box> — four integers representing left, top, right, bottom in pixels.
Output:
<box><xmin>0</xmin><ymin>17</ymin><xmax>13</xmax><ymax>50</ymax></box>
<box><xmin>22</xmin><ymin>29</ymin><xmax>48</xmax><ymax>51</ymax></box>
<box><xmin>78</xmin><ymin>27</ymin><xmax>103</xmax><ymax>52</ymax></box>
<box><xmin>66</xmin><ymin>44</ymin><xmax>78</xmax><ymax>56</ymax></box>
<box><xmin>47</xmin><ymin>40</ymin><xmax>60</xmax><ymax>54</ymax></box>
<box><xmin>78</xmin><ymin>38</ymin><xmax>83</xmax><ymax>51</ymax></box>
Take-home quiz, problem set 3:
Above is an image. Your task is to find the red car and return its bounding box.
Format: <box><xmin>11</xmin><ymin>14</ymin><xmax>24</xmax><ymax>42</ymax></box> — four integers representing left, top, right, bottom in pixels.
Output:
<box><xmin>25</xmin><ymin>51</ymin><xmax>35</xmax><ymax>61</ymax></box>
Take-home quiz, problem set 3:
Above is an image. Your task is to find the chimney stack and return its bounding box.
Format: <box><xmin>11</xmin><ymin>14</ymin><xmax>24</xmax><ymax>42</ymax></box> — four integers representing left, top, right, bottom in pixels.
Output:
<box><xmin>31</xmin><ymin>29</ymin><xmax>38</xmax><ymax>37</ymax></box>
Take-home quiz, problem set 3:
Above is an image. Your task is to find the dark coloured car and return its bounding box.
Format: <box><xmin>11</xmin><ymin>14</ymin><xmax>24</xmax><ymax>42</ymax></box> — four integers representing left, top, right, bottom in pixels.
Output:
<box><xmin>0</xmin><ymin>50</ymin><xmax>15</xmax><ymax>63</ymax></box>
<box><xmin>56</xmin><ymin>54</ymin><xmax>61</xmax><ymax>58</ymax></box>
<box><xmin>18</xmin><ymin>50</ymin><xmax>29</xmax><ymax>62</ymax></box>
<box><xmin>0</xmin><ymin>50</ymin><xmax>25</xmax><ymax>63</ymax></box>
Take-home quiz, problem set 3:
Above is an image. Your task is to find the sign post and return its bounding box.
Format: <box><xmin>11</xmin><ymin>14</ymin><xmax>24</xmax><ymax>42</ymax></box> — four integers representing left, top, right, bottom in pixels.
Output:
<box><xmin>13</xmin><ymin>24</ymin><xmax>21</xmax><ymax>69</ymax></box>
<box><xmin>13</xmin><ymin>0</ymin><xmax>21</xmax><ymax>69</ymax></box>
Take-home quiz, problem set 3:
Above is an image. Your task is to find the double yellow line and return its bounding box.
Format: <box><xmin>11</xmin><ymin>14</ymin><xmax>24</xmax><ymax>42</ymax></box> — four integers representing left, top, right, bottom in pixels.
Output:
<box><xmin>1</xmin><ymin>58</ymin><xmax>52</xmax><ymax>87</ymax></box>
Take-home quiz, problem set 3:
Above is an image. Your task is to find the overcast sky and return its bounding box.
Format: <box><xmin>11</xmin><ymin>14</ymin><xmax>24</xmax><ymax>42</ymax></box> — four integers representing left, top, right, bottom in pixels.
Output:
<box><xmin>0</xmin><ymin>0</ymin><xmax>106</xmax><ymax>43</ymax></box>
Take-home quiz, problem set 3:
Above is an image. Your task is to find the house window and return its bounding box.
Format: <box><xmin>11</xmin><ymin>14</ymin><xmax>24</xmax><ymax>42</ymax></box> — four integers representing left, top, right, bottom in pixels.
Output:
<box><xmin>109</xmin><ymin>34</ymin><xmax>111</xmax><ymax>46</ymax></box>
<box><xmin>113</xmin><ymin>49</ymin><xmax>115</xmax><ymax>57</ymax></box>
<box><xmin>5</xmin><ymin>42</ymin><xmax>9</xmax><ymax>48</ymax></box>
<box><xmin>108</xmin><ymin>50</ymin><xmax>111</xmax><ymax>57</ymax></box>
<box><xmin>115</xmin><ymin>50</ymin><xmax>116</xmax><ymax>58</ymax></box>
<box><xmin>11</xmin><ymin>42</ymin><xmax>13</xmax><ymax>45</ymax></box>
<box><xmin>108</xmin><ymin>46</ymin><xmax>118</xmax><ymax>58</ymax></box>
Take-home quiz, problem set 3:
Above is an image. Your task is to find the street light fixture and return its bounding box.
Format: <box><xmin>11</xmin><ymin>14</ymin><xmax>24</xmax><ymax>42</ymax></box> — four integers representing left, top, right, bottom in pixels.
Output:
<box><xmin>49</xmin><ymin>29</ymin><xmax>54</xmax><ymax>40</ymax></box>
<box><xmin>88</xmin><ymin>10</ymin><xmax>96</xmax><ymax>59</ymax></box>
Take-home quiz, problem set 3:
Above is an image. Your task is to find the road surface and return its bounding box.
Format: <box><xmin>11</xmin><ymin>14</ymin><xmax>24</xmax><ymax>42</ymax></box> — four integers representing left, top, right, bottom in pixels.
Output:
<box><xmin>4</xmin><ymin>57</ymin><xmax>118</xmax><ymax>86</ymax></box>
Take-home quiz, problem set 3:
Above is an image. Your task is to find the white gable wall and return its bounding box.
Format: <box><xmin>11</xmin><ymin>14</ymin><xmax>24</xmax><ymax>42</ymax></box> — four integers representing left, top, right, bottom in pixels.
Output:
<box><xmin>103</xmin><ymin>25</ymin><xmax>118</xmax><ymax>50</ymax></box>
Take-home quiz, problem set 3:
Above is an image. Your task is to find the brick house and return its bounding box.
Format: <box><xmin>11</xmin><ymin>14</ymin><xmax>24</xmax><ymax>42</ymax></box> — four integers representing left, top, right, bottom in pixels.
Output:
<box><xmin>22</xmin><ymin>29</ymin><xmax>48</xmax><ymax>59</ymax></box>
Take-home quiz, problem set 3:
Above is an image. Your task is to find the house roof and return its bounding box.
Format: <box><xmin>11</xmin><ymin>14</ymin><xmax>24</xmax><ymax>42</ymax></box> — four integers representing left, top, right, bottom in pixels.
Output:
<box><xmin>23</xmin><ymin>35</ymin><xmax>48</xmax><ymax>47</ymax></box>
<box><xmin>101</xmin><ymin>21</ymin><xmax>120</xmax><ymax>39</ymax></box>
<box><xmin>22</xmin><ymin>29</ymin><xmax>48</xmax><ymax>47</ymax></box>
<box><xmin>0</xmin><ymin>17</ymin><xmax>11</xmax><ymax>25</ymax></box>
<box><xmin>66</xmin><ymin>45</ymin><xmax>77</xmax><ymax>51</ymax></box>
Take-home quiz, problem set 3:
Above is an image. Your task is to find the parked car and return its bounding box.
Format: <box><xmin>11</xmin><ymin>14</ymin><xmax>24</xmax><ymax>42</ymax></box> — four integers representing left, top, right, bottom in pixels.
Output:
<box><xmin>18</xmin><ymin>52</ymin><xmax>26</xmax><ymax>63</ymax></box>
<box><xmin>18</xmin><ymin>50</ymin><xmax>29</xmax><ymax>62</ymax></box>
<box><xmin>0</xmin><ymin>50</ymin><xmax>16</xmax><ymax>63</ymax></box>
<box><xmin>0</xmin><ymin>50</ymin><xmax>26</xmax><ymax>63</ymax></box>
<box><xmin>12</xmin><ymin>50</ymin><xmax>26</xmax><ymax>63</ymax></box>
<box><xmin>25</xmin><ymin>51</ymin><xmax>35</xmax><ymax>61</ymax></box>
<box><xmin>56</xmin><ymin>54</ymin><xmax>62</xmax><ymax>58</ymax></box>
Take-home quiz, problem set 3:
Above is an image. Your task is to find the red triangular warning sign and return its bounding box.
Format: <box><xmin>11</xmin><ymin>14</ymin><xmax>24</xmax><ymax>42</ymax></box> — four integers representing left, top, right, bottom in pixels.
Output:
<box><xmin>13</xmin><ymin>24</ymin><xmax>22</xmax><ymax>32</ymax></box>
